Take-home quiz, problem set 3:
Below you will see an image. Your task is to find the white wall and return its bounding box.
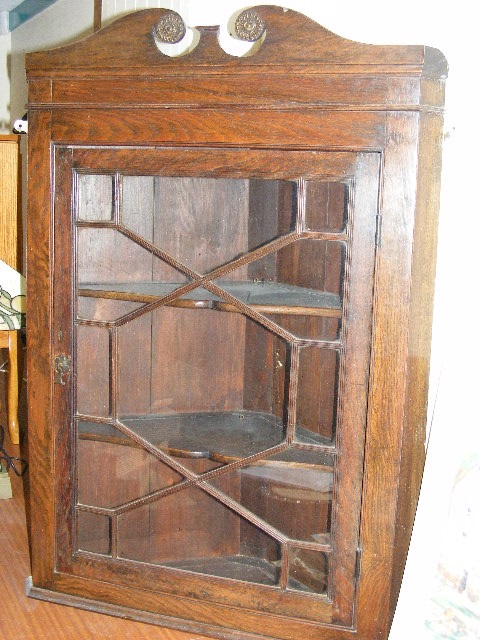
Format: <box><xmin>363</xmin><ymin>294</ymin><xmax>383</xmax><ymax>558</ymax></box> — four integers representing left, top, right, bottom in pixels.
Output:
<box><xmin>9</xmin><ymin>0</ymin><xmax>95</xmax><ymax>265</ymax></box>
<box><xmin>0</xmin><ymin>26</ymin><xmax>10</xmax><ymax>131</ymax></box>
<box><xmin>4</xmin><ymin>1</ymin><xmax>479</xmax><ymax>638</ymax></box>
<box><xmin>9</xmin><ymin>0</ymin><xmax>94</xmax><ymax>131</ymax></box>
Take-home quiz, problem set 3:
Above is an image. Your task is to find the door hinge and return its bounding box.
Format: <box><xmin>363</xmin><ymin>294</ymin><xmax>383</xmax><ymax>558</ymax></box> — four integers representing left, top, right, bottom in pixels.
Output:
<box><xmin>355</xmin><ymin>547</ymin><xmax>362</xmax><ymax>580</ymax></box>
<box><xmin>375</xmin><ymin>214</ymin><xmax>383</xmax><ymax>247</ymax></box>
<box><xmin>54</xmin><ymin>354</ymin><xmax>71</xmax><ymax>385</ymax></box>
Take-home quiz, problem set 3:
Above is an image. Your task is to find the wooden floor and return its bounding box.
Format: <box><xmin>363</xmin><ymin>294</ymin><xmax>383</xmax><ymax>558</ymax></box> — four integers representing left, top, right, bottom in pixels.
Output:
<box><xmin>0</xmin><ymin>350</ymin><xmax>208</xmax><ymax>640</ymax></box>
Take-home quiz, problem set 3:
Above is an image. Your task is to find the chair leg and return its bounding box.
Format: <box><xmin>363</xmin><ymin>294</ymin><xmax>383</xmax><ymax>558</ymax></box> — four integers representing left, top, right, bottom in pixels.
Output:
<box><xmin>7</xmin><ymin>330</ymin><xmax>20</xmax><ymax>445</ymax></box>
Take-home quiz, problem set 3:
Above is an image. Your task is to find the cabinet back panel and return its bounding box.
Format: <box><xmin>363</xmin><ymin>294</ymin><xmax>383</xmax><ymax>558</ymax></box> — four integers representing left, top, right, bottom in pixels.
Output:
<box><xmin>150</xmin><ymin>307</ymin><xmax>245</xmax><ymax>415</ymax></box>
<box><xmin>152</xmin><ymin>177</ymin><xmax>250</xmax><ymax>277</ymax></box>
<box><xmin>76</xmin><ymin>325</ymin><xmax>110</xmax><ymax>417</ymax></box>
<box><xmin>118</xmin><ymin>313</ymin><xmax>153</xmax><ymax>416</ymax></box>
<box><xmin>304</xmin><ymin>181</ymin><xmax>348</xmax><ymax>233</ymax></box>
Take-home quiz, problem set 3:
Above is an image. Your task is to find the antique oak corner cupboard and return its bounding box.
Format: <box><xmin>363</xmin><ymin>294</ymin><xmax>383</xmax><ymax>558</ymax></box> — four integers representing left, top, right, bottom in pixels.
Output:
<box><xmin>24</xmin><ymin>6</ymin><xmax>447</xmax><ymax>640</ymax></box>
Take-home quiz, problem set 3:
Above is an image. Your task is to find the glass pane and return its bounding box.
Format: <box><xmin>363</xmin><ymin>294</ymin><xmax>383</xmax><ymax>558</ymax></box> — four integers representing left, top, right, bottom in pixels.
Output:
<box><xmin>118</xmin><ymin>486</ymin><xmax>282</xmax><ymax>587</ymax></box>
<box><xmin>72</xmin><ymin>170</ymin><xmax>358</xmax><ymax>602</ymax></box>
<box><xmin>304</xmin><ymin>180</ymin><xmax>348</xmax><ymax>232</ymax></box>
<box><xmin>77</xmin><ymin>174</ymin><xmax>114</xmax><ymax>222</ymax></box>
<box><xmin>288</xmin><ymin>548</ymin><xmax>329</xmax><ymax>594</ymax></box>
<box><xmin>296</xmin><ymin>347</ymin><xmax>340</xmax><ymax>445</ymax></box>
<box><xmin>77</xmin><ymin>511</ymin><xmax>111</xmax><ymax>554</ymax></box>
<box><xmin>117</xmin><ymin>310</ymin><xmax>153</xmax><ymax>417</ymax></box>
<box><xmin>76</xmin><ymin>325</ymin><xmax>110</xmax><ymax>417</ymax></box>
<box><xmin>151</xmin><ymin>177</ymin><xmax>295</xmax><ymax>275</ymax></box>
<box><xmin>115</xmin><ymin>457</ymin><xmax>221</xmax><ymax>561</ymax></box>
<box><xmin>210</xmin><ymin>461</ymin><xmax>333</xmax><ymax>542</ymax></box>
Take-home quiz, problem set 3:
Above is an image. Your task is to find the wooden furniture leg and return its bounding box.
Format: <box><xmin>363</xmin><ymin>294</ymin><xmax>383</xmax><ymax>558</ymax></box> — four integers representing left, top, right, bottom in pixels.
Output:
<box><xmin>1</xmin><ymin>330</ymin><xmax>20</xmax><ymax>444</ymax></box>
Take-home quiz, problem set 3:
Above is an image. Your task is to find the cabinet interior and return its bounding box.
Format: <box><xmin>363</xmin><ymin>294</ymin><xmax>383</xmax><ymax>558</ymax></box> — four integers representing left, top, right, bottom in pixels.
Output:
<box><xmin>74</xmin><ymin>173</ymin><xmax>347</xmax><ymax>594</ymax></box>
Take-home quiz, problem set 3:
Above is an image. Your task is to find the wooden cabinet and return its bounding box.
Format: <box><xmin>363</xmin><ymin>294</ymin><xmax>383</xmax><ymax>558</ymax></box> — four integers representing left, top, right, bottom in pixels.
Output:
<box><xmin>25</xmin><ymin>7</ymin><xmax>447</xmax><ymax>640</ymax></box>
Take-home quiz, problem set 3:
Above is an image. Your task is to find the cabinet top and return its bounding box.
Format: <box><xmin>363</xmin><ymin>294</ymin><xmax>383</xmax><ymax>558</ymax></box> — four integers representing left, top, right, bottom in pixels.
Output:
<box><xmin>25</xmin><ymin>6</ymin><xmax>447</xmax><ymax>80</ymax></box>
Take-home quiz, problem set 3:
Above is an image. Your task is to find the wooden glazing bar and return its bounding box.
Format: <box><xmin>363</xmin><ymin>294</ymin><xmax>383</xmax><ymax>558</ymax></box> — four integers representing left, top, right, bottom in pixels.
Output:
<box><xmin>286</xmin><ymin>344</ymin><xmax>300</xmax><ymax>445</ymax></box>
<box><xmin>292</xmin><ymin>339</ymin><xmax>342</xmax><ymax>350</ymax></box>
<box><xmin>76</xmin><ymin>442</ymin><xmax>286</xmax><ymax>520</ymax></box>
<box><xmin>279</xmin><ymin>544</ymin><xmax>290</xmax><ymax>590</ymax></box>
<box><xmin>75</xmin><ymin>318</ymin><xmax>119</xmax><ymax>328</ymax></box>
<box><xmin>76</xmin><ymin>503</ymin><xmax>115</xmax><ymax>516</ymax></box>
<box><xmin>110</xmin><ymin>419</ymin><xmax>200</xmax><ymax>482</ymax></box>
<box><xmin>75</xmin><ymin>219</ymin><xmax>347</xmax><ymax>241</ymax></box>
<box><xmin>75</xmin><ymin>414</ymin><xmax>115</xmax><ymax>425</ymax></box>
<box><xmin>106</xmin><ymin>441</ymin><xmax>307</xmax><ymax>521</ymax></box>
<box><xmin>197</xmin><ymin>480</ymin><xmax>289</xmax><ymax>546</ymax></box>
<box><xmin>111</xmin><ymin>479</ymin><xmax>195</xmax><ymax>517</ymax></box>
<box><xmin>204</xmin><ymin>280</ymin><xmax>297</xmax><ymax>343</ymax></box>
<box><xmin>104</xmin><ymin>229</ymin><xmax>301</xmax><ymax>328</ymax></box>
<box><xmin>299</xmin><ymin>231</ymin><xmax>348</xmax><ymax>242</ymax></box>
<box><xmin>109</xmin><ymin>326</ymin><xmax>118</xmax><ymax>418</ymax></box>
<box><xmin>75</xmin><ymin>220</ymin><xmax>117</xmax><ymax>228</ymax></box>
<box><xmin>286</xmin><ymin>539</ymin><xmax>332</xmax><ymax>554</ymax></box>
<box><xmin>116</xmin><ymin>225</ymin><xmax>199</xmax><ymax>280</ymax></box>
<box><xmin>110</xmin><ymin>515</ymin><xmax>118</xmax><ymax>559</ymax></box>
<box><xmin>296</xmin><ymin>178</ymin><xmax>306</xmax><ymax>234</ymax></box>
<box><xmin>116</xmin><ymin>222</ymin><xmax>295</xmax><ymax>283</ymax></box>
<box><xmin>197</xmin><ymin>444</ymin><xmax>289</xmax><ymax>483</ymax></box>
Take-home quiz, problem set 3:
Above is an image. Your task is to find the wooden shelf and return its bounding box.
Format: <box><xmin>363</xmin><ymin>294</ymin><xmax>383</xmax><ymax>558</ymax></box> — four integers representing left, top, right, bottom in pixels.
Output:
<box><xmin>162</xmin><ymin>554</ymin><xmax>279</xmax><ymax>586</ymax></box>
<box><xmin>78</xmin><ymin>281</ymin><xmax>342</xmax><ymax>317</ymax></box>
<box><xmin>161</xmin><ymin>555</ymin><xmax>325</xmax><ymax>593</ymax></box>
<box><xmin>162</xmin><ymin>554</ymin><xmax>326</xmax><ymax>593</ymax></box>
<box><xmin>78</xmin><ymin>411</ymin><xmax>334</xmax><ymax>466</ymax></box>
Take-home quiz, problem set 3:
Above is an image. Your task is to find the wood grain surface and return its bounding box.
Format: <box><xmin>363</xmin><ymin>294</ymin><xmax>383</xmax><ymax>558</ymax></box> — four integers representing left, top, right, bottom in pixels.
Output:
<box><xmin>0</xmin><ymin>135</ymin><xmax>21</xmax><ymax>270</ymax></box>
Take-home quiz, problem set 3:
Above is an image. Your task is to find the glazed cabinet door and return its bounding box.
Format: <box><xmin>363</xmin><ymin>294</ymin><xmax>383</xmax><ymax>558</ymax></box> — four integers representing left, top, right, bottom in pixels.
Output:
<box><xmin>52</xmin><ymin>146</ymin><xmax>380</xmax><ymax>632</ymax></box>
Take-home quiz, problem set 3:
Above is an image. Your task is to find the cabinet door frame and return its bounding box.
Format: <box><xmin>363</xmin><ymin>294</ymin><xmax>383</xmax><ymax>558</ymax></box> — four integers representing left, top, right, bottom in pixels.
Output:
<box><xmin>48</xmin><ymin>145</ymin><xmax>380</xmax><ymax>633</ymax></box>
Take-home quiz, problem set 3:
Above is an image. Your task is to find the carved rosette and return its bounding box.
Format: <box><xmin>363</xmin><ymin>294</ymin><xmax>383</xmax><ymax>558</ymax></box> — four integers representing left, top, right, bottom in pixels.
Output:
<box><xmin>154</xmin><ymin>12</ymin><xmax>186</xmax><ymax>44</ymax></box>
<box><xmin>234</xmin><ymin>9</ymin><xmax>266</xmax><ymax>42</ymax></box>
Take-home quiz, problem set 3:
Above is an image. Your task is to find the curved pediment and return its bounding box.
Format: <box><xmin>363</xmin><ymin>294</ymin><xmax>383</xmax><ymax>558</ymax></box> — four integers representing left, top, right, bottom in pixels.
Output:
<box><xmin>26</xmin><ymin>6</ymin><xmax>447</xmax><ymax>79</ymax></box>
